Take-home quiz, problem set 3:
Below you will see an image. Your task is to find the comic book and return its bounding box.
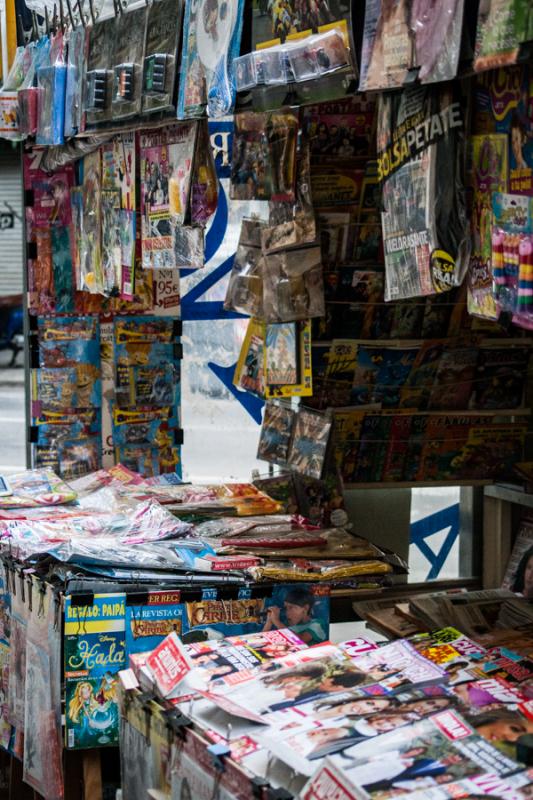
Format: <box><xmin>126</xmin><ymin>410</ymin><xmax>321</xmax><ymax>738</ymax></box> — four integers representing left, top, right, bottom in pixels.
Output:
<box><xmin>351</xmin><ymin>346</ymin><xmax>417</xmax><ymax>409</ymax></box>
<box><xmin>390</xmin><ymin>302</ymin><xmax>425</xmax><ymax>339</ymax></box>
<box><xmin>140</xmin><ymin>123</ymin><xmax>198</xmax><ymax>269</ymax></box>
<box><xmin>311</xmin><ymin>162</ymin><xmax>365</xmax><ymax>208</ymax></box>
<box><xmin>458</xmin><ymin>424</ymin><xmax>527</xmax><ymax>480</ymax></box>
<box><xmin>257</xmin><ymin>402</ymin><xmax>295</xmax><ymax>466</ymax></box>
<box><xmin>287</xmin><ymin>408</ymin><xmax>333</xmax><ymax>480</ymax></box>
<box><xmin>400</xmin><ymin>342</ymin><xmax>446</xmax><ymax>410</ymax></box>
<box><xmin>64</xmin><ymin>594</ymin><xmax>126</xmax><ymax>749</ymax></box>
<box><xmin>233</xmin><ymin>318</ymin><xmax>266</xmax><ymax>397</ymax></box>
<box><xmin>470</xmin><ymin>347</ymin><xmax>529</xmax><ymax>410</ymax></box>
<box><xmin>501</xmin><ymin>517</ymin><xmax>533</xmax><ymax>598</ymax></box>
<box><xmin>305</xmin><ymin>98</ymin><xmax>376</xmax><ymax>160</ymax></box>
<box><xmin>415</xmin><ymin>415</ymin><xmax>479</xmax><ymax>482</ymax></box>
<box><xmin>427</xmin><ymin>349</ymin><xmax>478</xmax><ymax>411</ymax></box>
<box><xmin>352</xmin><ymin>414</ymin><xmax>394</xmax><ymax>483</ymax></box>
<box><xmin>265</xmin><ymin>320</ymin><xmax>313</xmax><ymax>400</ymax></box>
<box><xmin>382</xmin><ymin>415</ymin><xmax>413</xmax><ymax>482</ymax></box>
<box><xmin>402</xmin><ymin>415</ymin><xmax>429</xmax><ymax>482</ymax></box>
<box><xmin>230</xmin><ymin>112</ymin><xmax>272</xmax><ymax>201</ymax></box>
<box><xmin>265</xmin><ymin>323</ymin><xmax>298</xmax><ymax>385</ymax></box>
<box><xmin>178</xmin><ymin>0</ymin><xmax>245</xmax><ymax>119</ymax></box>
<box><xmin>333</xmin><ymin>409</ymin><xmax>366</xmax><ymax>482</ymax></box>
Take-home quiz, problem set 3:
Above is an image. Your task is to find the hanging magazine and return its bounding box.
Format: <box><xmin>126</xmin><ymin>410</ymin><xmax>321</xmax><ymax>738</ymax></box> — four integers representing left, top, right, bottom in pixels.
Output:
<box><xmin>287</xmin><ymin>408</ymin><xmax>332</xmax><ymax>479</ymax></box>
<box><xmin>257</xmin><ymin>402</ymin><xmax>295</xmax><ymax>465</ymax></box>
<box><xmin>378</xmin><ymin>85</ymin><xmax>470</xmax><ymax>301</ymax></box>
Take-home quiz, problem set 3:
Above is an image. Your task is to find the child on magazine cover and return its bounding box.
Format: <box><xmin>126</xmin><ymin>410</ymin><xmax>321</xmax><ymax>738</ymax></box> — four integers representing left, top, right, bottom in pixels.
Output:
<box><xmin>263</xmin><ymin>587</ymin><xmax>326</xmax><ymax>645</ymax></box>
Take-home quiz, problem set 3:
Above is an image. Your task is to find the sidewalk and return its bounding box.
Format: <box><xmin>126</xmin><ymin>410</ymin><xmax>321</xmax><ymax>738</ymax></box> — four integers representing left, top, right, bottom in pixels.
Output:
<box><xmin>0</xmin><ymin>349</ymin><xmax>25</xmax><ymax>386</ymax></box>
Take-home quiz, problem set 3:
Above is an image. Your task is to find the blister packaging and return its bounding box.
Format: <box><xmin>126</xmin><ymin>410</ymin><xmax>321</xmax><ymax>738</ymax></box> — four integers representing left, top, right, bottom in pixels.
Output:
<box><xmin>84</xmin><ymin>17</ymin><xmax>115</xmax><ymax>126</ymax></box>
<box><xmin>142</xmin><ymin>0</ymin><xmax>184</xmax><ymax>114</ymax></box>
<box><xmin>112</xmin><ymin>6</ymin><xmax>148</xmax><ymax>120</ymax></box>
<box><xmin>64</xmin><ymin>27</ymin><xmax>89</xmax><ymax>137</ymax></box>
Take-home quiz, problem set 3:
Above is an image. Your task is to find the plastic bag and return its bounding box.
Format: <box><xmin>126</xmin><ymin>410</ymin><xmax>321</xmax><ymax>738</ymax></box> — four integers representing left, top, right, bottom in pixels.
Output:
<box><xmin>224</xmin><ymin>218</ymin><xmax>266</xmax><ymax>317</ymax></box>
<box><xmin>142</xmin><ymin>0</ymin><xmax>184</xmax><ymax>114</ymax></box>
<box><xmin>111</xmin><ymin>6</ymin><xmax>148</xmax><ymax>120</ymax></box>
<box><xmin>64</xmin><ymin>27</ymin><xmax>88</xmax><ymax>137</ymax></box>
<box><xmin>263</xmin><ymin>245</ymin><xmax>325</xmax><ymax>322</ymax></box>
<box><xmin>36</xmin><ymin>31</ymin><xmax>67</xmax><ymax>145</ymax></box>
<box><xmin>18</xmin><ymin>37</ymin><xmax>50</xmax><ymax>136</ymax></box>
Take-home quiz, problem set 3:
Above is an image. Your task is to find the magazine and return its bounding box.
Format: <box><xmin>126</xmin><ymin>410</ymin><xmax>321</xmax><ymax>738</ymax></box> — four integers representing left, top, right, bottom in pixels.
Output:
<box><xmin>287</xmin><ymin>408</ymin><xmax>333</xmax><ymax>480</ymax></box>
<box><xmin>265</xmin><ymin>323</ymin><xmax>298</xmax><ymax>386</ymax></box>
<box><xmin>328</xmin><ymin>709</ymin><xmax>521</xmax><ymax>798</ymax></box>
<box><xmin>501</xmin><ymin>518</ymin><xmax>533</xmax><ymax>599</ymax></box>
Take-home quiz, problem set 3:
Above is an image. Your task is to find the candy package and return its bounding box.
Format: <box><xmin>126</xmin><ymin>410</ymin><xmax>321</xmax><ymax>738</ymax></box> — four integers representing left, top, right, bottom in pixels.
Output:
<box><xmin>112</xmin><ymin>6</ymin><xmax>148</xmax><ymax>120</ymax></box>
<box><xmin>143</xmin><ymin>0</ymin><xmax>184</xmax><ymax>114</ymax></box>
<box><xmin>178</xmin><ymin>0</ymin><xmax>245</xmax><ymax>118</ymax></box>
<box><xmin>224</xmin><ymin>219</ymin><xmax>266</xmax><ymax>317</ymax></box>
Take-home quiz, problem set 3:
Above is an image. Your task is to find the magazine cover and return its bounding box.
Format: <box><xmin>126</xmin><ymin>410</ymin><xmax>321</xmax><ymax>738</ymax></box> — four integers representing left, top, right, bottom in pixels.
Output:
<box><xmin>359</xmin><ymin>0</ymin><xmax>412</xmax><ymax>91</ymax></box>
<box><xmin>287</xmin><ymin>409</ymin><xmax>333</xmax><ymax>480</ymax></box>
<box><xmin>427</xmin><ymin>349</ymin><xmax>477</xmax><ymax>411</ymax></box>
<box><xmin>126</xmin><ymin>591</ymin><xmax>186</xmax><ymax>656</ymax></box>
<box><xmin>257</xmin><ymin>401</ymin><xmax>295</xmax><ymax>465</ymax></box>
<box><xmin>177</xmin><ymin>0</ymin><xmax>245</xmax><ymax>119</ymax></box>
<box><xmin>140</xmin><ymin>123</ymin><xmax>198</xmax><ymax>268</ymax></box>
<box><xmin>328</xmin><ymin>709</ymin><xmax>521</xmax><ymax>798</ymax></box>
<box><xmin>265</xmin><ymin>320</ymin><xmax>313</xmax><ymax>400</ymax></box>
<box><xmin>474</xmin><ymin>0</ymin><xmax>531</xmax><ymax>72</ymax></box>
<box><xmin>501</xmin><ymin>518</ymin><xmax>533</xmax><ymax>599</ymax></box>
<box><xmin>64</xmin><ymin>593</ymin><xmax>126</xmax><ymax>749</ymax></box>
<box><xmin>470</xmin><ymin>347</ymin><xmax>529</xmax><ymax>410</ymax></box>
<box><xmin>378</xmin><ymin>86</ymin><xmax>470</xmax><ymax>302</ymax></box>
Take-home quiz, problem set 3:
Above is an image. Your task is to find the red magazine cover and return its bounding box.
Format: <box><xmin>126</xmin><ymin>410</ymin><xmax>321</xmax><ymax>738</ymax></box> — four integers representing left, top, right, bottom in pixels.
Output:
<box><xmin>145</xmin><ymin>632</ymin><xmax>192</xmax><ymax>698</ymax></box>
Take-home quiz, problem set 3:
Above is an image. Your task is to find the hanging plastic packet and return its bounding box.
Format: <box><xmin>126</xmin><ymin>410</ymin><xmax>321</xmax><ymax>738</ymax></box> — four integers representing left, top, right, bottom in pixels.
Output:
<box><xmin>177</xmin><ymin>0</ymin><xmax>245</xmax><ymax>119</ymax></box>
<box><xmin>378</xmin><ymin>84</ymin><xmax>470</xmax><ymax>301</ymax></box>
<box><xmin>492</xmin><ymin>192</ymin><xmax>533</xmax><ymax>327</ymax></box>
<box><xmin>474</xmin><ymin>0</ymin><xmax>531</xmax><ymax>72</ymax></box>
<box><xmin>410</xmin><ymin>0</ymin><xmax>465</xmax><ymax>84</ymax></box>
<box><xmin>234</xmin><ymin>318</ymin><xmax>266</xmax><ymax>397</ymax></box>
<box><xmin>18</xmin><ymin>37</ymin><xmax>50</xmax><ymax>136</ymax></box>
<box><xmin>101</xmin><ymin>133</ymin><xmax>136</xmax><ymax>298</ymax></box>
<box><xmin>190</xmin><ymin>118</ymin><xmax>218</xmax><ymax>226</ymax></box>
<box><xmin>287</xmin><ymin>407</ymin><xmax>333</xmax><ymax>480</ymax></box>
<box><xmin>64</xmin><ymin>27</ymin><xmax>88</xmax><ymax>137</ymax></box>
<box><xmin>140</xmin><ymin>122</ymin><xmax>199</xmax><ymax>268</ymax></box>
<box><xmin>111</xmin><ymin>6</ymin><xmax>148</xmax><ymax>121</ymax></box>
<box><xmin>111</xmin><ymin>405</ymin><xmax>180</xmax><ymax>449</ymax></box>
<box><xmin>262</xmin><ymin>138</ymin><xmax>316</xmax><ymax>254</ymax></box>
<box><xmin>224</xmin><ymin>218</ymin><xmax>266</xmax><ymax>317</ymax></box>
<box><xmin>142</xmin><ymin>0</ymin><xmax>184</xmax><ymax>114</ymax></box>
<box><xmin>174</xmin><ymin>226</ymin><xmax>205</xmax><ymax>269</ymax></box>
<box><xmin>0</xmin><ymin>46</ymin><xmax>26</xmax><ymax>140</ymax></box>
<box><xmin>36</xmin><ymin>31</ymin><xmax>67</xmax><ymax>145</ymax></box>
<box><xmin>230</xmin><ymin>110</ymin><xmax>298</xmax><ymax>202</ymax></box>
<box><xmin>263</xmin><ymin>245</ymin><xmax>325</xmax><ymax>323</ymax></box>
<box><xmin>84</xmin><ymin>17</ymin><xmax>115</xmax><ymax>126</ymax></box>
<box><xmin>33</xmin><ymin>409</ymin><xmax>102</xmax><ymax>480</ymax></box>
<box><xmin>257</xmin><ymin>401</ymin><xmax>295</xmax><ymax>466</ymax></box>
<box><xmin>78</xmin><ymin>149</ymin><xmax>105</xmax><ymax>294</ymax></box>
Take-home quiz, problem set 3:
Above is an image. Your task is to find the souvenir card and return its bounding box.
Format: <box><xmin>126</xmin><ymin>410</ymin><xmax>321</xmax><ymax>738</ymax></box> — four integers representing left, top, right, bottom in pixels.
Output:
<box><xmin>178</xmin><ymin>0</ymin><xmax>245</xmax><ymax>118</ymax></box>
<box><xmin>257</xmin><ymin>402</ymin><xmax>295</xmax><ymax>465</ymax></box>
<box><xmin>143</xmin><ymin>0</ymin><xmax>184</xmax><ymax>113</ymax></box>
<box><xmin>287</xmin><ymin>408</ymin><xmax>332</xmax><ymax>480</ymax></box>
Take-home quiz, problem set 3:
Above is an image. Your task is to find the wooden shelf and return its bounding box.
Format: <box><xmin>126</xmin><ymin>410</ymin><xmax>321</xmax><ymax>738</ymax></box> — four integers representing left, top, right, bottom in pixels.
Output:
<box><xmin>484</xmin><ymin>483</ymin><xmax>533</xmax><ymax>509</ymax></box>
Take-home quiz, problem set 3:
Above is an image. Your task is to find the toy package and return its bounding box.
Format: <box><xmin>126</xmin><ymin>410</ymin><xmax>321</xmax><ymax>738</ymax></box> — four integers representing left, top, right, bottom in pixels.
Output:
<box><xmin>0</xmin><ymin>46</ymin><xmax>26</xmax><ymax>140</ymax></box>
<box><xmin>34</xmin><ymin>410</ymin><xmax>102</xmax><ymax>480</ymax></box>
<box><xmin>491</xmin><ymin>192</ymin><xmax>533</xmax><ymax>328</ymax></box>
<box><xmin>36</xmin><ymin>31</ymin><xmax>67</xmax><ymax>146</ymax></box>
<box><xmin>84</xmin><ymin>17</ymin><xmax>115</xmax><ymax>127</ymax></box>
<box><xmin>177</xmin><ymin>0</ymin><xmax>245</xmax><ymax>119</ymax></box>
<box><xmin>64</xmin><ymin>27</ymin><xmax>88</xmax><ymax>138</ymax></box>
<box><xmin>257</xmin><ymin>401</ymin><xmax>295</xmax><ymax>465</ymax></box>
<box><xmin>474</xmin><ymin>0</ymin><xmax>531</xmax><ymax>72</ymax></box>
<box><xmin>143</xmin><ymin>0</ymin><xmax>184</xmax><ymax>114</ymax></box>
<box><xmin>467</xmin><ymin>134</ymin><xmax>509</xmax><ymax>320</ymax></box>
<box><xmin>18</xmin><ymin>38</ymin><xmax>50</xmax><ymax>137</ymax></box>
<box><xmin>112</xmin><ymin>6</ymin><xmax>148</xmax><ymax>121</ymax></box>
<box><xmin>224</xmin><ymin>219</ymin><xmax>266</xmax><ymax>317</ymax></box>
<box><xmin>263</xmin><ymin>245</ymin><xmax>325</xmax><ymax>323</ymax></box>
<box><xmin>378</xmin><ymin>84</ymin><xmax>470</xmax><ymax>301</ymax></box>
<box><xmin>287</xmin><ymin>408</ymin><xmax>333</xmax><ymax>480</ymax></box>
<box><xmin>78</xmin><ymin>150</ymin><xmax>104</xmax><ymax>294</ymax></box>
<box><xmin>231</xmin><ymin>111</ymin><xmax>298</xmax><ymax>202</ymax></box>
<box><xmin>140</xmin><ymin>123</ymin><xmax>199</xmax><ymax>268</ymax></box>
<box><xmin>101</xmin><ymin>134</ymin><xmax>136</xmax><ymax>299</ymax></box>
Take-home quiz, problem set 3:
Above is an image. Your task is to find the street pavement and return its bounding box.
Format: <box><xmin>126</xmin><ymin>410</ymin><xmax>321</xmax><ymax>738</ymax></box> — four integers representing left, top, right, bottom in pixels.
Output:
<box><xmin>0</xmin><ymin>349</ymin><xmax>26</xmax><ymax>472</ymax></box>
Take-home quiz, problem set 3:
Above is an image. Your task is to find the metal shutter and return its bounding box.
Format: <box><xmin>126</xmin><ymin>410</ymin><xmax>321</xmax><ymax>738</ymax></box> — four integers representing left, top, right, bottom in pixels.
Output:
<box><xmin>0</xmin><ymin>145</ymin><xmax>23</xmax><ymax>296</ymax></box>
